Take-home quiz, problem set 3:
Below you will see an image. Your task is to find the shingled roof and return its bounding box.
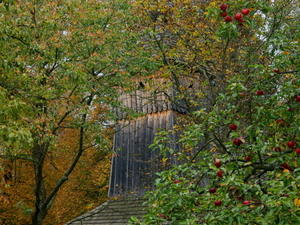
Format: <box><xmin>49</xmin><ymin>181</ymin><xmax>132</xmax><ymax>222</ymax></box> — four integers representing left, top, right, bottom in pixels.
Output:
<box><xmin>65</xmin><ymin>198</ymin><xmax>146</xmax><ymax>225</ymax></box>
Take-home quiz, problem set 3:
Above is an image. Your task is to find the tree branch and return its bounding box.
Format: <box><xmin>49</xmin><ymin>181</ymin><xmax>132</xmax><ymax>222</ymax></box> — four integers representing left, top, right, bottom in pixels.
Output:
<box><xmin>42</xmin><ymin>94</ymin><xmax>95</xmax><ymax>210</ymax></box>
<box><xmin>190</xmin><ymin>138</ymin><xmax>216</xmax><ymax>162</ymax></box>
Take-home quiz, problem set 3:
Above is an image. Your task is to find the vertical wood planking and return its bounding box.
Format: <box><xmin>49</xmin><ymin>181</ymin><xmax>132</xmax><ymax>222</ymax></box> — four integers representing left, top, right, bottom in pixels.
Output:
<box><xmin>125</xmin><ymin>93</ymin><xmax>131</xmax><ymax>191</ymax></box>
<box><xmin>145</xmin><ymin>111</ymin><xmax>153</xmax><ymax>190</ymax></box>
<box><xmin>128</xmin><ymin>120</ymin><xmax>135</xmax><ymax>192</ymax></box>
<box><xmin>109</xmin><ymin>111</ymin><xmax>184</xmax><ymax>197</ymax></box>
<box><xmin>134</xmin><ymin>117</ymin><xmax>142</xmax><ymax>195</ymax></box>
<box><xmin>141</xmin><ymin>90</ymin><xmax>147</xmax><ymax>114</ymax></box>
<box><xmin>109</xmin><ymin>78</ymin><xmax>204</xmax><ymax>197</ymax></box>
<box><xmin>119</xmin><ymin>121</ymin><xmax>126</xmax><ymax>194</ymax></box>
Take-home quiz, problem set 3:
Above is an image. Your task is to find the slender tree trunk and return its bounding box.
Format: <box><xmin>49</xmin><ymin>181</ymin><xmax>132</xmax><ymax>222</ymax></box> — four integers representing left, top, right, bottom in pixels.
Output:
<box><xmin>31</xmin><ymin>140</ymin><xmax>49</xmax><ymax>225</ymax></box>
<box><xmin>32</xmin><ymin>205</ymin><xmax>47</xmax><ymax>225</ymax></box>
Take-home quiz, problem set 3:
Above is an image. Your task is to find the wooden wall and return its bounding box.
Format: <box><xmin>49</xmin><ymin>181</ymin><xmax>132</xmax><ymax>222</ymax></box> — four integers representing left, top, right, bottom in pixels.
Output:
<box><xmin>109</xmin><ymin>79</ymin><xmax>208</xmax><ymax>197</ymax></box>
<box><xmin>109</xmin><ymin>110</ymin><xmax>180</xmax><ymax>197</ymax></box>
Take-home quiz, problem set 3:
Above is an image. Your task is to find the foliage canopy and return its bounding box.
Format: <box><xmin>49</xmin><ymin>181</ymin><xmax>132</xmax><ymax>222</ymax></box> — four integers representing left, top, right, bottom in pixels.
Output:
<box><xmin>129</xmin><ymin>0</ymin><xmax>300</xmax><ymax>224</ymax></box>
<box><xmin>0</xmin><ymin>0</ymin><xmax>157</xmax><ymax>224</ymax></box>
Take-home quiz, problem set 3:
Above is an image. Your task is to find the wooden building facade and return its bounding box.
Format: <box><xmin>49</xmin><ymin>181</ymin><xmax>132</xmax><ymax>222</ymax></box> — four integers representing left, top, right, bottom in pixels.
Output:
<box><xmin>66</xmin><ymin>79</ymin><xmax>207</xmax><ymax>224</ymax></box>
<box><xmin>109</xmin><ymin>83</ymin><xmax>184</xmax><ymax>197</ymax></box>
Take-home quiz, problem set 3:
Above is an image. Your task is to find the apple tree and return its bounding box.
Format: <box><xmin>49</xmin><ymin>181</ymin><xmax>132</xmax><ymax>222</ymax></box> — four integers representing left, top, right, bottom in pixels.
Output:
<box><xmin>0</xmin><ymin>0</ymin><xmax>158</xmax><ymax>224</ymax></box>
<box><xmin>130</xmin><ymin>0</ymin><xmax>300</xmax><ymax>224</ymax></box>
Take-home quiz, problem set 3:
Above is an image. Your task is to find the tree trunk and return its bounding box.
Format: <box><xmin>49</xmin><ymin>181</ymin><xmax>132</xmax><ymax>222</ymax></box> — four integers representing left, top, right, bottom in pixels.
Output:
<box><xmin>31</xmin><ymin>140</ymin><xmax>49</xmax><ymax>225</ymax></box>
<box><xmin>32</xmin><ymin>205</ymin><xmax>47</xmax><ymax>225</ymax></box>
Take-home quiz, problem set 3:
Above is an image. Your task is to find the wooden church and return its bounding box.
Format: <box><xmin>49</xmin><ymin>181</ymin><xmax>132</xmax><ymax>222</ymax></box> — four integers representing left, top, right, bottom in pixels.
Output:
<box><xmin>66</xmin><ymin>78</ymin><xmax>206</xmax><ymax>224</ymax></box>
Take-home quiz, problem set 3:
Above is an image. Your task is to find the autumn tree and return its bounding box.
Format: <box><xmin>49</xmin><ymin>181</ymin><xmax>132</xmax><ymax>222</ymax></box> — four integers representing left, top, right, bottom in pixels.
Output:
<box><xmin>129</xmin><ymin>0</ymin><xmax>300</xmax><ymax>224</ymax></box>
<box><xmin>44</xmin><ymin>104</ymin><xmax>113</xmax><ymax>224</ymax></box>
<box><xmin>1</xmin><ymin>104</ymin><xmax>112</xmax><ymax>224</ymax></box>
<box><xmin>0</xmin><ymin>0</ymin><xmax>157</xmax><ymax>224</ymax></box>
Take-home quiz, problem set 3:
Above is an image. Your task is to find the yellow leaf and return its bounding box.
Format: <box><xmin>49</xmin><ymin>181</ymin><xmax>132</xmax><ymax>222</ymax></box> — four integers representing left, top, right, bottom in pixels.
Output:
<box><xmin>294</xmin><ymin>161</ymin><xmax>298</xmax><ymax>167</ymax></box>
<box><xmin>294</xmin><ymin>198</ymin><xmax>300</xmax><ymax>207</ymax></box>
<box><xmin>162</xmin><ymin>157</ymin><xmax>168</xmax><ymax>163</ymax></box>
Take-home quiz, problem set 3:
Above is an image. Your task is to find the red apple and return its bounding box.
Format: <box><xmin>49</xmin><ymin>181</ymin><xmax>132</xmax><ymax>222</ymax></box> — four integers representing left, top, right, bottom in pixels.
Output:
<box><xmin>224</xmin><ymin>16</ymin><xmax>232</xmax><ymax>23</ymax></box>
<box><xmin>233</xmin><ymin>137</ymin><xmax>244</xmax><ymax>146</ymax></box>
<box><xmin>220</xmin><ymin>4</ymin><xmax>228</xmax><ymax>11</ymax></box>
<box><xmin>217</xmin><ymin>170</ymin><xmax>224</xmax><ymax>178</ymax></box>
<box><xmin>244</xmin><ymin>156</ymin><xmax>251</xmax><ymax>161</ymax></box>
<box><xmin>280</xmin><ymin>162</ymin><xmax>292</xmax><ymax>171</ymax></box>
<box><xmin>214</xmin><ymin>200</ymin><xmax>222</xmax><ymax>206</ymax></box>
<box><xmin>234</xmin><ymin>13</ymin><xmax>243</xmax><ymax>21</ymax></box>
<box><xmin>256</xmin><ymin>90</ymin><xmax>264</xmax><ymax>95</ymax></box>
<box><xmin>241</xmin><ymin>8</ymin><xmax>250</xmax><ymax>15</ymax></box>
<box><xmin>209</xmin><ymin>188</ymin><xmax>217</xmax><ymax>193</ymax></box>
<box><xmin>276</xmin><ymin>119</ymin><xmax>286</xmax><ymax>127</ymax></box>
<box><xmin>159</xmin><ymin>214</ymin><xmax>166</xmax><ymax>219</ymax></box>
<box><xmin>214</xmin><ymin>161</ymin><xmax>222</xmax><ymax>168</ymax></box>
<box><xmin>296</xmin><ymin>96</ymin><xmax>300</xmax><ymax>102</ymax></box>
<box><xmin>229</xmin><ymin>123</ymin><xmax>238</xmax><ymax>130</ymax></box>
<box><xmin>274</xmin><ymin>68</ymin><xmax>280</xmax><ymax>73</ymax></box>
<box><xmin>220</xmin><ymin>11</ymin><xmax>228</xmax><ymax>17</ymax></box>
<box><xmin>243</xmin><ymin>200</ymin><xmax>251</xmax><ymax>205</ymax></box>
<box><xmin>239</xmin><ymin>93</ymin><xmax>245</xmax><ymax>97</ymax></box>
<box><xmin>295</xmin><ymin>149</ymin><xmax>300</xmax><ymax>155</ymax></box>
<box><xmin>287</xmin><ymin>140</ymin><xmax>296</xmax><ymax>149</ymax></box>
<box><xmin>233</xmin><ymin>138</ymin><xmax>240</xmax><ymax>146</ymax></box>
<box><xmin>288</xmin><ymin>107</ymin><xmax>294</xmax><ymax>112</ymax></box>
<box><xmin>174</xmin><ymin>180</ymin><xmax>180</xmax><ymax>184</ymax></box>
<box><xmin>229</xmin><ymin>186</ymin><xmax>237</xmax><ymax>191</ymax></box>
